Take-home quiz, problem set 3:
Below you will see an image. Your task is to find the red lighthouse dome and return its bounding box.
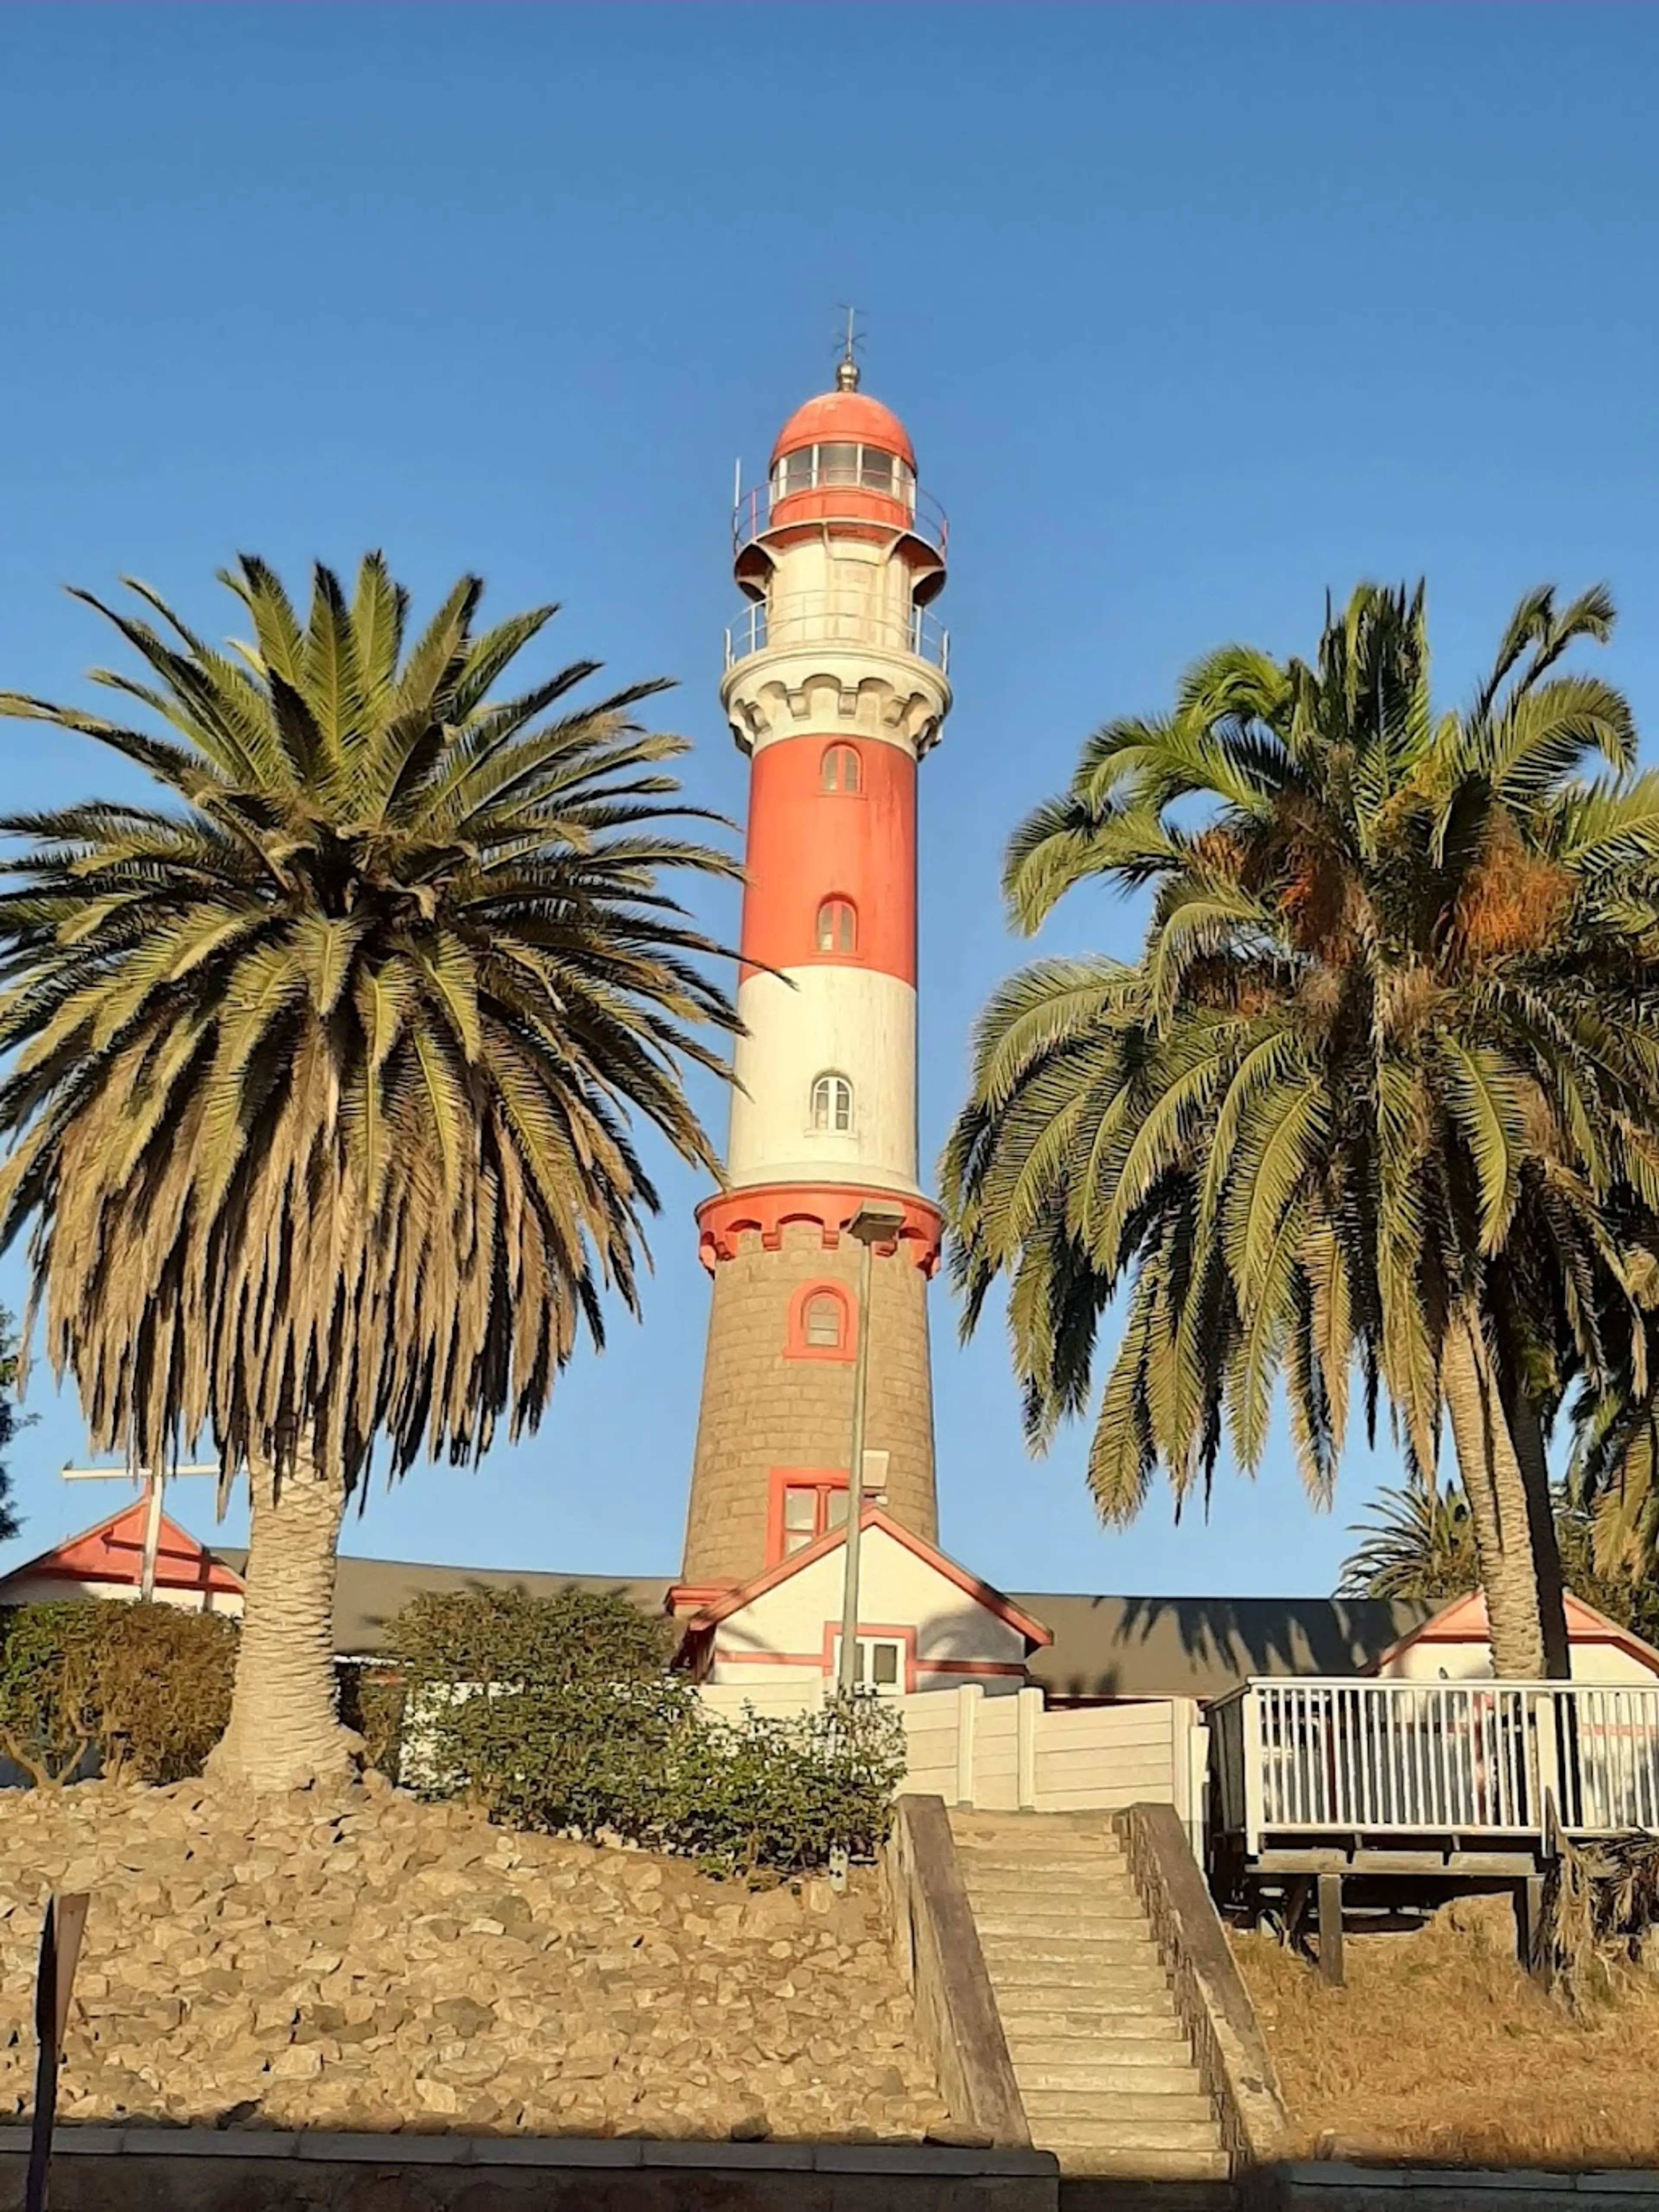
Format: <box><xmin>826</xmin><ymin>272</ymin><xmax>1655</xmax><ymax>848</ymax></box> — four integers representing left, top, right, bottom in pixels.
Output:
<box><xmin>770</xmin><ymin>386</ymin><xmax>916</xmax><ymax>472</ymax></box>
<box><xmin>735</xmin><ymin>360</ymin><xmax>946</xmax><ymax>603</ymax></box>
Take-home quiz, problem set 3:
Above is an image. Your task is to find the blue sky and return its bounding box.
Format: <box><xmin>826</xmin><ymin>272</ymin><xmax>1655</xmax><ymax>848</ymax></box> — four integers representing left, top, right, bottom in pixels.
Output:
<box><xmin>2</xmin><ymin>3</ymin><xmax>1656</xmax><ymax>1598</ymax></box>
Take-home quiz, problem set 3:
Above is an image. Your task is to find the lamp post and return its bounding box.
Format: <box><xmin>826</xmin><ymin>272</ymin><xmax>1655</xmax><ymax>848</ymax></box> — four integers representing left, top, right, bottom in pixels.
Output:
<box><xmin>836</xmin><ymin>1201</ymin><xmax>907</xmax><ymax>1700</ymax></box>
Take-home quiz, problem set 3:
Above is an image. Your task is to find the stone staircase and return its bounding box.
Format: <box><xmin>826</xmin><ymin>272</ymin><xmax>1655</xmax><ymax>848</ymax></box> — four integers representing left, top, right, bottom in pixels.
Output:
<box><xmin>950</xmin><ymin>1811</ymin><xmax>1230</xmax><ymax>2190</ymax></box>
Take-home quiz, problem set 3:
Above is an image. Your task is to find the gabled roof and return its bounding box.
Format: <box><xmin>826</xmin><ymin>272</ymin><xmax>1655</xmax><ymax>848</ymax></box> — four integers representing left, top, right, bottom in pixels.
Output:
<box><xmin>682</xmin><ymin>1509</ymin><xmax>1053</xmax><ymax>1648</ymax></box>
<box><xmin>1365</xmin><ymin>1585</ymin><xmax>1659</xmax><ymax>1678</ymax></box>
<box><xmin>0</xmin><ymin>1501</ymin><xmax>244</xmax><ymax>1600</ymax></box>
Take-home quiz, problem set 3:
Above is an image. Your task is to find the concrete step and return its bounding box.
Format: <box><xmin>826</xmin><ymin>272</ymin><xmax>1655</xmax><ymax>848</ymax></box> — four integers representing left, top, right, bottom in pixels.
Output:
<box><xmin>955</xmin><ymin>1836</ymin><xmax>1128</xmax><ymax>1863</ymax></box>
<box><xmin>962</xmin><ymin>1869</ymin><xmax>1139</xmax><ymax>1902</ymax></box>
<box><xmin>970</xmin><ymin>1900</ymin><xmax>1148</xmax><ymax>1935</ymax></box>
<box><xmin>1039</xmin><ymin>2115</ymin><xmax>1222</xmax><ymax>2154</ymax></box>
<box><xmin>980</xmin><ymin>1933</ymin><xmax>1161</xmax><ymax>1969</ymax></box>
<box><xmin>953</xmin><ymin>1829</ymin><xmax>1123</xmax><ymax>1859</ymax></box>
<box><xmin>1049</xmin><ymin>2145</ymin><xmax>1231</xmax><ymax>2182</ymax></box>
<box><xmin>1022</xmin><ymin>2088</ymin><xmax>1215</xmax><ymax>2128</ymax></box>
<box><xmin>1009</xmin><ymin>2032</ymin><xmax>1192</xmax><ymax>2066</ymax></box>
<box><xmin>998</xmin><ymin>1988</ymin><xmax>1177</xmax><ymax>2024</ymax></box>
<box><xmin>1014</xmin><ymin>2058</ymin><xmax>1203</xmax><ymax>2094</ymax></box>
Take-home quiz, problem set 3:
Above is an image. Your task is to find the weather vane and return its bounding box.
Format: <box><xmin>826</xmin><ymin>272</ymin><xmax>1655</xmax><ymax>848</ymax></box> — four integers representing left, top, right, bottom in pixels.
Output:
<box><xmin>835</xmin><ymin>304</ymin><xmax>863</xmax><ymax>391</ymax></box>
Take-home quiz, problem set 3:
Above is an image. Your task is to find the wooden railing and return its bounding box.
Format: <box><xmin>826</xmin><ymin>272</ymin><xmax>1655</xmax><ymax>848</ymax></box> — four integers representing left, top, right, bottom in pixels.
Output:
<box><xmin>1212</xmin><ymin>1679</ymin><xmax>1659</xmax><ymax>1857</ymax></box>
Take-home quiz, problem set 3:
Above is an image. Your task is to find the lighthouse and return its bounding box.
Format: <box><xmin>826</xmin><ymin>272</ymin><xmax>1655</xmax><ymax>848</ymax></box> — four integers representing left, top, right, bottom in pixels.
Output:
<box><xmin>679</xmin><ymin>355</ymin><xmax>953</xmax><ymax>1598</ymax></box>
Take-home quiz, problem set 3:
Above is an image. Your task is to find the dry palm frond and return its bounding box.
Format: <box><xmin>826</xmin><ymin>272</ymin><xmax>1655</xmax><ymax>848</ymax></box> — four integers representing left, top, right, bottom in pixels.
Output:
<box><xmin>1540</xmin><ymin>1829</ymin><xmax>1659</xmax><ymax>2014</ymax></box>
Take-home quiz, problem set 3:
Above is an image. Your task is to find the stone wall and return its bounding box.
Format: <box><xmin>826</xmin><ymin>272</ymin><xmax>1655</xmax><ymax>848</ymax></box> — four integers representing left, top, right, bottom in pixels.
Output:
<box><xmin>0</xmin><ymin>2131</ymin><xmax>1060</xmax><ymax>2212</ymax></box>
<box><xmin>682</xmin><ymin>1221</ymin><xmax>937</xmax><ymax>1588</ymax></box>
<box><xmin>0</xmin><ymin>1778</ymin><xmax>947</xmax><ymax>2146</ymax></box>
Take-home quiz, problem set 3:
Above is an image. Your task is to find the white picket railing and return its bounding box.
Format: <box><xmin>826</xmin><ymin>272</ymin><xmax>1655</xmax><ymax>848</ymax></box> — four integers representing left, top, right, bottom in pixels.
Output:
<box><xmin>1212</xmin><ymin>1678</ymin><xmax>1659</xmax><ymax>1856</ymax></box>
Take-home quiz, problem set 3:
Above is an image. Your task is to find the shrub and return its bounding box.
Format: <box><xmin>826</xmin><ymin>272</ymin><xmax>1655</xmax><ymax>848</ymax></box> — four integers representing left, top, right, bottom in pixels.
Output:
<box><xmin>0</xmin><ymin>1602</ymin><xmax>236</xmax><ymax>1785</ymax></box>
<box><xmin>659</xmin><ymin>1696</ymin><xmax>906</xmax><ymax>1876</ymax></box>
<box><xmin>384</xmin><ymin>1587</ymin><xmax>906</xmax><ymax>1875</ymax></box>
<box><xmin>336</xmin><ymin>1661</ymin><xmax>407</xmax><ymax>1779</ymax></box>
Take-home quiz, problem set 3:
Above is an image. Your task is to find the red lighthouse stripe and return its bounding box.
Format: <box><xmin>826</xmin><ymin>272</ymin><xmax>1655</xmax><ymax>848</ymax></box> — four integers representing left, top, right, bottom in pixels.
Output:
<box><xmin>738</xmin><ymin>736</ymin><xmax>916</xmax><ymax>984</ymax></box>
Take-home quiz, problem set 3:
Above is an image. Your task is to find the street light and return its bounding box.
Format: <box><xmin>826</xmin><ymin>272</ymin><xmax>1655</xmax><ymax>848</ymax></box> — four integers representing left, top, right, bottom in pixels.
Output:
<box><xmin>836</xmin><ymin>1201</ymin><xmax>907</xmax><ymax>1700</ymax></box>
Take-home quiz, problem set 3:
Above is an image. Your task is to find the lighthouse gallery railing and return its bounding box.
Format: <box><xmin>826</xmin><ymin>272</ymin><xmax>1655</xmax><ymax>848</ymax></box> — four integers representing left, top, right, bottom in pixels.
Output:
<box><xmin>724</xmin><ymin>596</ymin><xmax>949</xmax><ymax>673</ymax></box>
<box><xmin>731</xmin><ymin>482</ymin><xmax>950</xmax><ymax>562</ymax></box>
<box><xmin>1212</xmin><ymin>1678</ymin><xmax>1659</xmax><ymax>1857</ymax></box>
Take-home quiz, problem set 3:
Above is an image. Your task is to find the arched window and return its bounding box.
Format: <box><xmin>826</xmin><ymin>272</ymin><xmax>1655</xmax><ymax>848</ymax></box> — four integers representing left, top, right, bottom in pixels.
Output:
<box><xmin>810</xmin><ymin>1072</ymin><xmax>854</xmax><ymax>1133</ymax></box>
<box><xmin>816</xmin><ymin>898</ymin><xmax>857</xmax><ymax>955</ymax></box>
<box><xmin>785</xmin><ymin>1283</ymin><xmax>855</xmax><ymax>1364</ymax></box>
<box><xmin>821</xmin><ymin>744</ymin><xmax>861</xmax><ymax>795</ymax></box>
<box><xmin>803</xmin><ymin>1293</ymin><xmax>845</xmax><ymax>1349</ymax></box>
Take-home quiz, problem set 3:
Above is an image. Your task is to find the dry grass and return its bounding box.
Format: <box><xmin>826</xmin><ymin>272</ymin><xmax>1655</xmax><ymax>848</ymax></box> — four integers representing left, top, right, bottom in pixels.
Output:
<box><xmin>1232</xmin><ymin>1902</ymin><xmax>1659</xmax><ymax>2168</ymax></box>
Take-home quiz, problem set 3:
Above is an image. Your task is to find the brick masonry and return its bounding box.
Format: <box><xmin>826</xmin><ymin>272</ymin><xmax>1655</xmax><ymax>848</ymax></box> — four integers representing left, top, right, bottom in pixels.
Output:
<box><xmin>682</xmin><ymin>1221</ymin><xmax>937</xmax><ymax>1589</ymax></box>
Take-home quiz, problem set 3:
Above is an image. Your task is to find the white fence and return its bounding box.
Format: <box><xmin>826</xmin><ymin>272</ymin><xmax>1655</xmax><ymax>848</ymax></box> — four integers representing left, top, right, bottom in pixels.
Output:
<box><xmin>1212</xmin><ymin>1678</ymin><xmax>1659</xmax><ymax>1857</ymax></box>
<box><xmin>699</xmin><ymin>1683</ymin><xmax>1207</xmax><ymax>1856</ymax></box>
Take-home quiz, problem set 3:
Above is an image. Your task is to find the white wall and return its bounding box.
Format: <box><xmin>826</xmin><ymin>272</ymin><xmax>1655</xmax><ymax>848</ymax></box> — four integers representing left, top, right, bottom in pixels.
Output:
<box><xmin>706</xmin><ymin>1524</ymin><xmax>1028</xmax><ymax>1694</ymax></box>
<box><xmin>0</xmin><ymin>1574</ymin><xmax>243</xmax><ymax>1617</ymax></box>
<box><xmin>696</xmin><ymin>1679</ymin><xmax>1207</xmax><ymax>1856</ymax></box>
<box><xmin>728</xmin><ymin>967</ymin><xmax>918</xmax><ymax>1193</ymax></box>
<box><xmin>1379</xmin><ymin>1637</ymin><xmax>1659</xmax><ymax>1685</ymax></box>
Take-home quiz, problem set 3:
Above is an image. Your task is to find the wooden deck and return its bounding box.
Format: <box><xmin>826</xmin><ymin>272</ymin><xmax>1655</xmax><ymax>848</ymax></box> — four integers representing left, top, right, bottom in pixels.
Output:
<box><xmin>1211</xmin><ymin>1677</ymin><xmax>1659</xmax><ymax>1872</ymax></box>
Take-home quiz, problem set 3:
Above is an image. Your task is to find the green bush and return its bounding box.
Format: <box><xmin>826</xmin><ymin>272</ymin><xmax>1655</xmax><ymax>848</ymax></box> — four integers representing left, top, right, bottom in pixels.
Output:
<box><xmin>0</xmin><ymin>1602</ymin><xmax>236</xmax><ymax>1785</ymax></box>
<box><xmin>385</xmin><ymin>1587</ymin><xmax>905</xmax><ymax>1875</ymax></box>
<box><xmin>336</xmin><ymin>1661</ymin><xmax>408</xmax><ymax>1779</ymax></box>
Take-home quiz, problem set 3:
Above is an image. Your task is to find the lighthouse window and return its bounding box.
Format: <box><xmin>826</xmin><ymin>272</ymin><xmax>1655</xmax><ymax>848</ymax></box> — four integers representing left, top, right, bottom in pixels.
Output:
<box><xmin>816</xmin><ymin>898</ymin><xmax>857</xmax><ymax>955</ymax></box>
<box><xmin>818</xmin><ymin>442</ymin><xmax>859</xmax><ymax>487</ymax></box>
<box><xmin>779</xmin><ymin>449</ymin><xmax>814</xmax><ymax>497</ymax></box>
<box><xmin>804</xmin><ymin>1293</ymin><xmax>845</xmax><ymax>1349</ymax></box>
<box><xmin>860</xmin><ymin>450</ymin><xmax>896</xmax><ymax>494</ymax></box>
<box><xmin>810</xmin><ymin>1072</ymin><xmax>854</xmax><ymax>1133</ymax></box>
<box><xmin>822</xmin><ymin>745</ymin><xmax>861</xmax><ymax>794</ymax></box>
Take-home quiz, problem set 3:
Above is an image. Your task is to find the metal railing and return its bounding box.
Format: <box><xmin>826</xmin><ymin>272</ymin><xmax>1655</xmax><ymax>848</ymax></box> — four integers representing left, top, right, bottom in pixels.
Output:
<box><xmin>732</xmin><ymin>482</ymin><xmax>949</xmax><ymax>562</ymax></box>
<box><xmin>724</xmin><ymin>596</ymin><xmax>949</xmax><ymax>673</ymax></box>
<box><xmin>1212</xmin><ymin>1677</ymin><xmax>1659</xmax><ymax>1856</ymax></box>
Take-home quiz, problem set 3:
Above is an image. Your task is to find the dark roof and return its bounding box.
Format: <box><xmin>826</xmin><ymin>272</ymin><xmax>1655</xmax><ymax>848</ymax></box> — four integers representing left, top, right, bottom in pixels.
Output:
<box><xmin>1014</xmin><ymin>1592</ymin><xmax>1435</xmax><ymax>1703</ymax></box>
<box><xmin>214</xmin><ymin>1551</ymin><xmax>675</xmax><ymax>1661</ymax></box>
<box><xmin>215</xmin><ymin>1544</ymin><xmax>1436</xmax><ymax>1697</ymax></box>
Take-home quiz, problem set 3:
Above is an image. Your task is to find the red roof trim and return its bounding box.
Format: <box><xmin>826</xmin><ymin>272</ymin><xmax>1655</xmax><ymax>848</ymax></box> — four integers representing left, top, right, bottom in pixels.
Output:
<box><xmin>1366</xmin><ymin>1585</ymin><xmax>1659</xmax><ymax>1677</ymax></box>
<box><xmin>685</xmin><ymin>1509</ymin><xmax>1052</xmax><ymax>1648</ymax></box>
<box><xmin>0</xmin><ymin>1501</ymin><xmax>244</xmax><ymax>1598</ymax></box>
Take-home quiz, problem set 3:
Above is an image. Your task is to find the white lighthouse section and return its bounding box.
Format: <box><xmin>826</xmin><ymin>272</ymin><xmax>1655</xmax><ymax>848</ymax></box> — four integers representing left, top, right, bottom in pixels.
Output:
<box><xmin>727</xmin><ymin>967</ymin><xmax>919</xmax><ymax>1194</ymax></box>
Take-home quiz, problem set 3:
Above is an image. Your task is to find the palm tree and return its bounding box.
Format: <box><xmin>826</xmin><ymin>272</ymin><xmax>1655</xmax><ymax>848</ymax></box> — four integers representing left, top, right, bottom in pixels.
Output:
<box><xmin>946</xmin><ymin>582</ymin><xmax>1659</xmax><ymax>1678</ymax></box>
<box><xmin>1339</xmin><ymin>1474</ymin><xmax>1659</xmax><ymax>1643</ymax></box>
<box><xmin>0</xmin><ymin>557</ymin><xmax>738</xmax><ymax>1789</ymax></box>
<box><xmin>0</xmin><ymin>1307</ymin><xmax>23</xmax><ymax>1544</ymax></box>
<box><xmin>1337</xmin><ymin>1483</ymin><xmax>1479</xmax><ymax>1600</ymax></box>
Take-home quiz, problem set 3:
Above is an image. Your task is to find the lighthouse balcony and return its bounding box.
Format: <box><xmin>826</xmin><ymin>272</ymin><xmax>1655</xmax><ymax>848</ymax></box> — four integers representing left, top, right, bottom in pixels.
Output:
<box><xmin>732</xmin><ymin>479</ymin><xmax>950</xmax><ymax>566</ymax></box>
<box><xmin>724</xmin><ymin>594</ymin><xmax>949</xmax><ymax>674</ymax></box>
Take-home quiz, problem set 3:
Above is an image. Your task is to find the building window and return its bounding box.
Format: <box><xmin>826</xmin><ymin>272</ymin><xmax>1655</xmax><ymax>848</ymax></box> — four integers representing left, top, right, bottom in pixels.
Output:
<box><xmin>810</xmin><ymin>1071</ymin><xmax>854</xmax><ymax>1133</ymax></box>
<box><xmin>821</xmin><ymin>744</ymin><xmax>861</xmax><ymax>795</ymax></box>
<box><xmin>770</xmin><ymin>1473</ymin><xmax>851</xmax><ymax>1561</ymax></box>
<box><xmin>830</xmin><ymin>1635</ymin><xmax>906</xmax><ymax>1693</ymax></box>
<box><xmin>786</xmin><ymin>1281</ymin><xmax>854</xmax><ymax>1361</ymax></box>
<box><xmin>803</xmin><ymin>1293</ymin><xmax>844</xmax><ymax>1348</ymax></box>
<box><xmin>770</xmin><ymin>446</ymin><xmax>914</xmax><ymax>505</ymax></box>
<box><xmin>816</xmin><ymin>898</ymin><xmax>856</xmax><ymax>955</ymax></box>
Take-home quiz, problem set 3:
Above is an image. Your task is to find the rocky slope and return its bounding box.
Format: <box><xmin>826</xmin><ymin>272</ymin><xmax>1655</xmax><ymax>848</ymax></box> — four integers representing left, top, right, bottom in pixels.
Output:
<box><xmin>0</xmin><ymin>1776</ymin><xmax>947</xmax><ymax>2144</ymax></box>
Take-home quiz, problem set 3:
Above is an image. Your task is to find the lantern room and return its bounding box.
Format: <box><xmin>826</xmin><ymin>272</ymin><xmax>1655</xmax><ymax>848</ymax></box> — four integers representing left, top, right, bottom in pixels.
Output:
<box><xmin>731</xmin><ymin>359</ymin><xmax>948</xmax><ymax>611</ymax></box>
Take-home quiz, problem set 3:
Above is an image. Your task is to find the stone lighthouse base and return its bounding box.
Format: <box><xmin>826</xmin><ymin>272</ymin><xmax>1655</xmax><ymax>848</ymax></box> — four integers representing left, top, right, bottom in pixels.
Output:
<box><xmin>680</xmin><ymin>1197</ymin><xmax>939</xmax><ymax>1595</ymax></box>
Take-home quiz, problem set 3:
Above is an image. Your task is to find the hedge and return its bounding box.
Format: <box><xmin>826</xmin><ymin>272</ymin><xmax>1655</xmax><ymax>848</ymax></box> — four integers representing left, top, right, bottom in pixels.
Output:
<box><xmin>385</xmin><ymin>1587</ymin><xmax>906</xmax><ymax>1875</ymax></box>
<box><xmin>0</xmin><ymin>1602</ymin><xmax>235</xmax><ymax>1785</ymax></box>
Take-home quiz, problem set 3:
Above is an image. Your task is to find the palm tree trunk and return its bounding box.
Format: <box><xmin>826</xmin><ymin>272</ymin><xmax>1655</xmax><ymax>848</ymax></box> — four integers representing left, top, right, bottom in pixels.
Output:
<box><xmin>1440</xmin><ymin>1310</ymin><xmax>1546</xmax><ymax>1678</ymax></box>
<box><xmin>208</xmin><ymin>1442</ymin><xmax>355</xmax><ymax>1790</ymax></box>
<box><xmin>1506</xmin><ymin>1391</ymin><xmax>1572</xmax><ymax>1680</ymax></box>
